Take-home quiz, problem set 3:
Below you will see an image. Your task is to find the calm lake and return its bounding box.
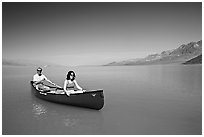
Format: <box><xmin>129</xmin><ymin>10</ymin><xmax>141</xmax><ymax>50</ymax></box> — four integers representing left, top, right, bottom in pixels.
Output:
<box><xmin>2</xmin><ymin>64</ymin><xmax>202</xmax><ymax>135</ymax></box>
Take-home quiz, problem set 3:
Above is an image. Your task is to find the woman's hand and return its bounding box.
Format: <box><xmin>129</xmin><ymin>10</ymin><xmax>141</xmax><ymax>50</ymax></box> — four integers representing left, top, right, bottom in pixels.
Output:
<box><xmin>64</xmin><ymin>90</ymin><xmax>71</xmax><ymax>96</ymax></box>
<box><xmin>64</xmin><ymin>90</ymin><xmax>74</xmax><ymax>96</ymax></box>
<box><xmin>78</xmin><ymin>87</ymin><xmax>83</xmax><ymax>91</ymax></box>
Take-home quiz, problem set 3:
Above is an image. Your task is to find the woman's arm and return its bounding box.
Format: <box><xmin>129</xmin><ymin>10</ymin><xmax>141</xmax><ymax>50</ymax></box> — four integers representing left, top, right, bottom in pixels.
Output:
<box><xmin>63</xmin><ymin>80</ymin><xmax>68</xmax><ymax>91</ymax></box>
<box><xmin>64</xmin><ymin>80</ymin><xmax>71</xmax><ymax>96</ymax></box>
<box><xmin>74</xmin><ymin>80</ymin><xmax>82</xmax><ymax>90</ymax></box>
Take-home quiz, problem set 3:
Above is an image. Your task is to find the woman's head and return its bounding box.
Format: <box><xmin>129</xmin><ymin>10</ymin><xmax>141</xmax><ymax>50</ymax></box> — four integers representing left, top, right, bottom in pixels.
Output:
<box><xmin>66</xmin><ymin>71</ymin><xmax>76</xmax><ymax>81</ymax></box>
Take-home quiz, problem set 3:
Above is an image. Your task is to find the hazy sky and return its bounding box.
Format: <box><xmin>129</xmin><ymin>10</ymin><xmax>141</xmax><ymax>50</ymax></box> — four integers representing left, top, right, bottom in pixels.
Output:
<box><xmin>2</xmin><ymin>2</ymin><xmax>202</xmax><ymax>66</ymax></box>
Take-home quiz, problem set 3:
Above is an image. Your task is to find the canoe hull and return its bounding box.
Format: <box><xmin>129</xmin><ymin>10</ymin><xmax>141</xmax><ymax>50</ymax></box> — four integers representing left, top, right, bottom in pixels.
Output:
<box><xmin>30</xmin><ymin>81</ymin><xmax>104</xmax><ymax>110</ymax></box>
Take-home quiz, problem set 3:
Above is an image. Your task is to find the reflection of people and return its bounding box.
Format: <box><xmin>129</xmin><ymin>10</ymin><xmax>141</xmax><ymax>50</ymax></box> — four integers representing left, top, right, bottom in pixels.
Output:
<box><xmin>33</xmin><ymin>67</ymin><xmax>56</xmax><ymax>91</ymax></box>
<box><xmin>64</xmin><ymin>71</ymin><xmax>83</xmax><ymax>96</ymax></box>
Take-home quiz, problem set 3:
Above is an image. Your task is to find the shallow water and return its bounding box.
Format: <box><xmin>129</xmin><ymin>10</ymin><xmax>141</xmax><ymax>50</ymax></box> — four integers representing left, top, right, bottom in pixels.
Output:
<box><xmin>2</xmin><ymin>65</ymin><xmax>202</xmax><ymax>135</ymax></box>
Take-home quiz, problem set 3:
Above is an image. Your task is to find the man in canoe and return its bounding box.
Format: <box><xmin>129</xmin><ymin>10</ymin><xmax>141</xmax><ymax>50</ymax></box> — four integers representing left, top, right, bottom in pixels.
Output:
<box><xmin>33</xmin><ymin>67</ymin><xmax>57</xmax><ymax>92</ymax></box>
<box><xmin>64</xmin><ymin>71</ymin><xmax>85</xmax><ymax>96</ymax></box>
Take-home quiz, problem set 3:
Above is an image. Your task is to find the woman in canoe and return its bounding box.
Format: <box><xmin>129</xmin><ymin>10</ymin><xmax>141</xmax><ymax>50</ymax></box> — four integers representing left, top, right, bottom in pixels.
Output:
<box><xmin>64</xmin><ymin>71</ymin><xmax>84</xmax><ymax>96</ymax></box>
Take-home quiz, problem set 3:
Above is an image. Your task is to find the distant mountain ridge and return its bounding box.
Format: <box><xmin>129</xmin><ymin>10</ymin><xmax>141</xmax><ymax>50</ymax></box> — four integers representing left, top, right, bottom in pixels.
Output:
<box><xmin>183</xmin><ymin>54</ymin><xmax>202</xmax><ymax>64</ymax></box>
<box><xmin>106</xmin><ymin>40</ymin><xmax>202</xmax><ymax>66</ymax></box>
<box><xmin>2</xmin><ymin>59</ymin><xmax>64</xmax><ymax>67</ymax></box>
<box><xmin>2</xmin><ymin>59</ymin><xmax>27</xmax><ymax>66</ymax></box>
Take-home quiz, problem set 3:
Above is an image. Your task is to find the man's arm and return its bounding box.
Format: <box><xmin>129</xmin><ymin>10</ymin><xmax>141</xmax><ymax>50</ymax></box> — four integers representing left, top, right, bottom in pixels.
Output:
<box><xmin>44</xmin><ymin>75</ymin><xmax>57</xmax><ymax>86</ymax></box>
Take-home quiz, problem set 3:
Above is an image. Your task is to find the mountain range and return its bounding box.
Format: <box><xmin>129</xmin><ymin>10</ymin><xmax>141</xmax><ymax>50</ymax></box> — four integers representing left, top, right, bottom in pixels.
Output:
<box><xmin>183</xmin><ymin>54</ymin><xmax>202</xmax><ymax>65</ymax></box>
<box><xmin>105</xmin><ymin>40</ymin><xmax>202</xmax><ymax>66</ymax></box>
<box><xmin>2</xmin><ymin>58</ymin><xmax>64</xmax><ymax>67</ymax></box>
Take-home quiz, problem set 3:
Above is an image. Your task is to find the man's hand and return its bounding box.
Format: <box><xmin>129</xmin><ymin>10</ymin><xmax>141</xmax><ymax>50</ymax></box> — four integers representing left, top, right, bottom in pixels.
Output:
<box><xmin>38</xmin><ymin>80</ymin><xmax>43</xmax><ymax>84</ymax></box>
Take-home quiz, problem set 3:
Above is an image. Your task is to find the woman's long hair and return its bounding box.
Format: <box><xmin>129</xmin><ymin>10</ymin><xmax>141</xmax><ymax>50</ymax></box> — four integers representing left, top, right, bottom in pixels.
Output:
<box><xmin>66</xmin><ymin>71</ymin><xmax>76</xmax><ymax>81</ymax></box>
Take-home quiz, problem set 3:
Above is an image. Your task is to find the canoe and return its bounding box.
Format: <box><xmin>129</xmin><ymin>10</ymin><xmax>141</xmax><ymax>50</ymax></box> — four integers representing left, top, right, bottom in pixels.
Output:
<box><xmin>30</xmin><ymin>81</ymin><xmax>104</xmax><ymax>110</ymax></box>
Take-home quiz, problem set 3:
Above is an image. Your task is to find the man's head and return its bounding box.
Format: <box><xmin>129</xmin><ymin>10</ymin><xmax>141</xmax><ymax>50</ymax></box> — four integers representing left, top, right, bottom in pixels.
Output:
<box><xmin>37</xmin><ymin>67</ymin><xmax>42</xmax><ymax>76</ymax></box>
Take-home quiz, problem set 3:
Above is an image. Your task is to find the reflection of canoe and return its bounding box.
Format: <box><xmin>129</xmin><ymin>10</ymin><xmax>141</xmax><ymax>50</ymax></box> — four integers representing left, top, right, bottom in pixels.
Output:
<box><xmin>30</xmin><ymin>81</ymin><xmax>104</xmax><ymax>110</ymax></box>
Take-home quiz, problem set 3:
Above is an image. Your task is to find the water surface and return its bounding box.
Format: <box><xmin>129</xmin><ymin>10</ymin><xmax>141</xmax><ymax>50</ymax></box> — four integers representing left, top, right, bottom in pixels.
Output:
<box><xmin>2</xmin><ymin>65</ymin><xmax>202</xmax><ymax>135</ymax></box>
